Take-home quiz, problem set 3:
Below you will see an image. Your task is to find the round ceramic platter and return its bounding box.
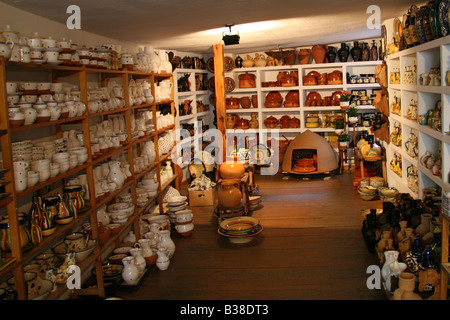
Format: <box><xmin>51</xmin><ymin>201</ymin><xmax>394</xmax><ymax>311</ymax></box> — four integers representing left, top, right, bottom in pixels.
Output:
<box><xmin>224</xmin><ymin>56</ymin><xmax>235</xmax><ymax>72</ymax></box>
<box><xmin>248</xmin><ymin>144</ymin><xmax>271</xmax><ymax>165</ymax></box>
<box><xmin>206</xmin><ymin>57</ymin><xmax>214</xmax><ymax>73</ymax></box>
<box><xmin>224</xmin><ymin>77</ymin><xmax>235</xmax><ymax>92</ymax></box>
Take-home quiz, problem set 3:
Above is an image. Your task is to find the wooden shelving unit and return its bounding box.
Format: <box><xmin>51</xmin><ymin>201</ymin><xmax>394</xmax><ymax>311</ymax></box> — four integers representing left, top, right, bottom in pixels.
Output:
<box><xmin>0</xmin><ymin>57</ymin><xmax>177</xmax><ymax>299</ymax></box>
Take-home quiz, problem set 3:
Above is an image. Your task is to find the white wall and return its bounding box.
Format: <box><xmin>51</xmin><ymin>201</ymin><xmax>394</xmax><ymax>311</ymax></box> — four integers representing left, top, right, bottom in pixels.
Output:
<box><xmin>0</xmin><ymin>1</ymin><xmax>140</xmax><ymax>53</ymax></box>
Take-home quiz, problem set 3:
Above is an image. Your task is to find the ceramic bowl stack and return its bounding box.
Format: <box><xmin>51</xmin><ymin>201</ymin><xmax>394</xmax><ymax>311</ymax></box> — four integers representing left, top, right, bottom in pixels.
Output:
<box><xmin>52</xmin><ymin>152</ymin><xmax>71</xmax><ymax>173</ymax></box>
<box><xmin>377</xmin><ymin>186</ymin><xmax>399</xmax><ymax>203</ymax></box>
<box><xmin>11</xmin><ymin>140</ymin><xmax>33</xmax><ymax>162</ymax></box>
<box><xmin>166</xmin><ymin>195</ymin><xmax>188</xmax><ymax>224</ymax></box>
<box><xmin>357</xmin><ymin>185</ymin><xmax>378</xmax><ymax>201</ymax></box>
<box><xmin>107</xmin><ymin>202</ymin><xmax>135</xmax><ymax>225</ymax></box>
<box><xmin>68</xmin><ymin>147</ymin><xmax>88</xmax><ymax>165</ymax></box>
<box><xmin>217</xmin><ymin>216</ymin><xmax>263</xmax><ymax>244</ymax></box>
<box><xmin>369</xmin><ymin>176</ymin><xmax>385</xmax><ymax>188</ymax></box>
<box><xmin>34</xmin><ymin>141</ymin><xmax>57</xmax><ymax>160</ymax></box>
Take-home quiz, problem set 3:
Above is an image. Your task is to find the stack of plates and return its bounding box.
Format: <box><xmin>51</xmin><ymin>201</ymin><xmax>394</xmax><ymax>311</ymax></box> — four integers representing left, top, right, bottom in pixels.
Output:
<box><xmin>166</xmin><ymin>195</ymin><xmax>188</xmax><ymax>223</ymax></box>
<box><xmin>217</xmin><ymin>216</ymin><xmax>263</xmax><ymax>244</ymax></box>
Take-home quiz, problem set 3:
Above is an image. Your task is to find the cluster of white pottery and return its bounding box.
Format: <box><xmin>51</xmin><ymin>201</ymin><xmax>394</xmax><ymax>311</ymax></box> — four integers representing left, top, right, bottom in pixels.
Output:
<box><xmin>86</xmin><ymin>84</ymin><xmax>125</xmax><ymax>114</ymax></box>
<box><xmin>93</xmin><ymin>159</ymin><xmax>132</xmax><ymax>200</ymax></box>
<box><xmin>1</xmin><ymin>25</ymin><xmax>176</xmax><ymax>74</ymax></box>
<box><xmin>89</xmin><ymin>117</ymin><xmax>128</xmax><ymax>157</ymax></box>
<box><xmin>11</xmin><ymin>132</ymin><xmax>85</xmax><ymax>191</ymax></box>
<box><xmin>128</xmin><ymin>78</ymin><xmax>154</xmax><ymax>106</ymax></box>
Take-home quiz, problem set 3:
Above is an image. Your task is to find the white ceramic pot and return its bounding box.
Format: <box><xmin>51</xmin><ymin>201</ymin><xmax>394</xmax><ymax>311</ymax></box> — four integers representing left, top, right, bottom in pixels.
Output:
<box><xmin>121</xmin><ymin>256</ymin><xmax>139</xmax><ymax>284</ymax></box>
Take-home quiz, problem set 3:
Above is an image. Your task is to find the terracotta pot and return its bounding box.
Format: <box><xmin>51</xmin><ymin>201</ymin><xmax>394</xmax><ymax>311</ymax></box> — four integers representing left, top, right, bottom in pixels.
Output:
<box><xmin>284</xmin><ymin>51</ymin><xmax>297</xmax><ymax>65</ymax></box>
<box><xmin>264</xmin><ymin>116</ymin><xmax>279</xmax><ymax>128</ymax></box>
<box><xmin>264</xmin><ymin>100</ymin><xmax>282</xmax><ymax>108</ymax></box>
<box><xmin>251</xmin><ymin>95</ymin><xmax>258</xmax><ymax>108</ymax></box>
<box><xmin>235</xmin><ymin>118</ymin><xmax>249</xmax><ymax>129</ymax></box>
<box><xmin>298</xmin><ymin>49</ymin><xmax>311</xmax><ymax>64</ymax></box>
<box><xmin>280</xmin><ymin>115</ymin><xmax>291</xmax><ymax>128</ymax></box>
<box><xmin>311</xmin><ymin>45</ymin><xmax>326</xmax><ymax>64</ymax></box>
<box><xmin>281</xmin><ymin>74</ymin><xmax>296</xmax><ymax>87</ymax></box>
<box><xmin>218</xmin><ymin>181</ymin><xmax>242</xmax><ymax>209</ymax></box>
<box><xmin>288</xmin><ymin>117</ymin><xmax>300</xmax><ymax>128</ymax></box>
<box><xmin>219</xmin><ymin>163</ymin><xmax>245</xmax><ymax>179</ymax></box>
<box><xmin>277</xmin><ymin>71</ymin><xmax>289</xmax><ymax>82</ymax></box>
<box><xmin>226</xmin><ymin>97</ymin><xmax>240</xmax><ymax>109</ymax></box>
<box><xmin>303</xmin><ymin>75</ymin><xmax>317</xmax><ymax>86</ymax></box>
<box><xmin>285</xmin><ymin>90</ymin><xmax>299</xmax><ymax>103</ymax></box>
<box><xmin>265</xmin><ymin>91</ymin><xmax>283</xmax><ymax>101</ymax></box>
<box><xmin>239</xmin><ymin>97</ymin><xmax>251</xmax><ymax>109</ymax></box>
<box><xmin>238</xmin><ymin>72</ymin><xmax>256</xmax><ymax>88</ymax></box>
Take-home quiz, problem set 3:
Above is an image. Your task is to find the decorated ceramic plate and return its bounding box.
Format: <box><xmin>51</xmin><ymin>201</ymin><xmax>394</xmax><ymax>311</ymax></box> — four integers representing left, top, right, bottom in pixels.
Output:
<box><xmin>248</xmin><ymin>144</ymin><xmax>271</xmax><ymax>165</ymax></box>
<box><xmin>415</xmin><ymin>6</ymin><xmax>427</xmax><ymax>44</ymax></box>
<box><xmin>224</xmin><ymin>77</ymin><xmax>235</xmax><ymax>92</ymax></box>
<box><xmin>224</xmin><ymin>56</ymin><xmax>235</xmax><ymax>72</ymax></box>
<box><xmin>206</xmin><ymin>57</ymin><xmax>215</xmax><ymax>73</ymax></box>
<box><xmin>393</xmin><ymin>17</ymin><xmax>402</xmax><ymax>43</ymax></box>
<box><xmin>430</xmin><ymin>1</ymin><xmax>442</xmax><ymax>39</ymax></box>
<box><xmin>440</xmin><ymin>0</ymin><xmax>450</xmax><ymax>36</ymax></box>
<box><xmin>217</xmin><ymin>224</ymin><xmax>263</xmax><ymax>243</ymax></box>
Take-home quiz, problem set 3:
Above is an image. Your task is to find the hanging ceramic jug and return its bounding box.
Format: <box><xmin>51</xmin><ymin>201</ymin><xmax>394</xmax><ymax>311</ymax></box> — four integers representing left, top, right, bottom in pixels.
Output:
<box><xmin>129</xmin><ymin>247</ymin><xmax>146</xmax><ymax>273</ymax></box>
<box><xmin>156</xmin><ymin>247</ymin><xmax>170</xmax><ymax>271</ymax></box>
<box><xmin>157</xmin><ymin>229</ymin><xmax>175</xmax><ymax>258</ymax></box>
<box><xmin>122</xmin><ymin>256</ymin><xmax>140</xmax><ymax>284</ymax></box>
<box><xmin>218</xmin><ymin>180</ymin><xmax>242</xmax><ymax>209</ymax></box>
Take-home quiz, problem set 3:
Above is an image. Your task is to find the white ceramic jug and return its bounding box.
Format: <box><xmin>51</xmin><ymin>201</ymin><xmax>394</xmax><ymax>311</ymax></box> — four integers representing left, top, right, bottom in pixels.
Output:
<box><xmin>122</xmin><ymin>256</ymin><xmax>139</xmax><ymax>284</ymax></box>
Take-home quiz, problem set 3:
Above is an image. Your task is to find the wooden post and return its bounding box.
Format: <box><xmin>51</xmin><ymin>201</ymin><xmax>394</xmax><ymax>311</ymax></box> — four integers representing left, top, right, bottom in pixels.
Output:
<box><xmin>213</xmin><ymin>44</ymin><xmax>226</xmax><ymax>163</ymax></box>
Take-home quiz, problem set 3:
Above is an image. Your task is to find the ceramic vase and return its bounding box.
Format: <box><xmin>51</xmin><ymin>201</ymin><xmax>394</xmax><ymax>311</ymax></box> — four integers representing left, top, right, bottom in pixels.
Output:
<box><xmin>392</xmin><ymin>272</ymin><xmax>422</xmax><ymax>300</ymax></box>
<box><xmin>325</xmin><ymin>46</ymin><xmax>336</xmax><ymax>63</ymax></box>
<box><xmin>298</xmin><ymin>49</ymin><xmax>311</xmax><ymax>64</ymax></box>
<box><xmin>108</xmin><ymin>161</ymin><xmax>125</xmax><ymax>188</ymax></box>
<box><xmin>218</xmin><ymin>181</ymin><xmax>242</xmax><ymax>209</ymax></box>
<box><xmin>311</xmin><ymin>45</ymin><xmax>326</xmax><ymax>64</ymax></box>
<box><xmin>122</xmin><ymin>256</ymin><xmax>139</xmax><ymax>284</ymax></box>
<box><xmin>350</xmin><ymin>41</ymin><xmax>362</xmax><ymax>61</ymax></box>
<box><xmin>156</xmin><ymin>248</ymin><xmax>170</xmax><ymax>270</ymax></box>
<box><xmin>157</xmin><ymin>229</ymin><xmax>175</xmax><ymax>258</ymax></box>
<box><xmin>382</xmin><ymin>250</ymin><xmax>399</xmax><ymax>281</ymax></box>
<box><xmin>337</xmin><ymin>43</ymin><xmax>349</xmax><ymax>62</ymax></box>
<box><xmin>386</xmin><ymin>261</ymin><xmax>407</xmax><ymax>293</ymax></box>
<box><xmin>129</xmin><ymin>247</ymin><xmax>146</xmax><ymax>274</ymax></box>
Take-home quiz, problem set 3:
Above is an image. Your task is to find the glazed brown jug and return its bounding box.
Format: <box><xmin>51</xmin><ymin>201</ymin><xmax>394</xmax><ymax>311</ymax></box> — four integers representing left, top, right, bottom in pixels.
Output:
<box><xmin>218</xmin><ymin>181</ymin><xmax>242</xmax><ymax>208</ymax></box>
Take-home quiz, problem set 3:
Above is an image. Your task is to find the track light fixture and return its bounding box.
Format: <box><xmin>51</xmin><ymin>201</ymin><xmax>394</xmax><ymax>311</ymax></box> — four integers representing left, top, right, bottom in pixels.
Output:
<box><xmin>222</xmin><ymin>24</ymin><xmax>240</xmax><ymax>45</ymax></box>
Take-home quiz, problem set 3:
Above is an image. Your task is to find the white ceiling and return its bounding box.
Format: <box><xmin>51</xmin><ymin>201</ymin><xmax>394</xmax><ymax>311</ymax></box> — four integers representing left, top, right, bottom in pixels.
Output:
<box><xmin>1</xmin><ymin>0</ymin><xmax>418</xmax><ymax>54</ymax></box>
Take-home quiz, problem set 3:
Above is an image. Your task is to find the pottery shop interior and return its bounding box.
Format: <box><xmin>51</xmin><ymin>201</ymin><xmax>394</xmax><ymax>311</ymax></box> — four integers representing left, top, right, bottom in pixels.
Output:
<box><xmin>0</xmin><ymin>0</ymin><xmax>449</xmax><ymax>305</ymax></box>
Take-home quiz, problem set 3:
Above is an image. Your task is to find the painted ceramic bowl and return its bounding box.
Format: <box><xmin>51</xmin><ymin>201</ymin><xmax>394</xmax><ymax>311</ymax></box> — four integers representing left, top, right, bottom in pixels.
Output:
<box><xmin>378</xmin><ymin>186</ymin><xmax>399</xmax><ymax>197</ymax></box>
<box><xmin>52</xmin><ymin>239</ymin><xmax>98</xmax><ymax>262</ymax></box>
<box><xmin>219</xmin><ymin>216</ymin><xmax>259</xmax><ymax>236</ymax></box>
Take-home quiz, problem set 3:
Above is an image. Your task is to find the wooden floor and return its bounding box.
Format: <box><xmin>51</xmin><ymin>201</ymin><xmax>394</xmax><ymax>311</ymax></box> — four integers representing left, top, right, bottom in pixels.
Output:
<box><xmin>118</xmin><ymin>170</ymin><xmax>387</xmax><ymax>300</ymax></box>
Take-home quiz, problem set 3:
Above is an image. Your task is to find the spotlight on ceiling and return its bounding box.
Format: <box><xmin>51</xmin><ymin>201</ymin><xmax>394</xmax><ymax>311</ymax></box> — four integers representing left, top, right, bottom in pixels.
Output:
<box><xmin>222</xmin><ymin>24</ymin><xmax>240</xmax><ymax>45</ymax></box>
